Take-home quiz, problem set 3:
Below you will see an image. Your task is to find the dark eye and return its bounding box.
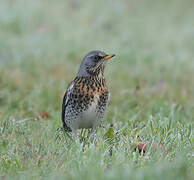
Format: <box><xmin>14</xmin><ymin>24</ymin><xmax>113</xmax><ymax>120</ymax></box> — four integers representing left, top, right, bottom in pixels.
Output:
<box><xmin>94</xmin><ymin>55</ymin><xmax>100</xmax><ymax>62</ymax></box>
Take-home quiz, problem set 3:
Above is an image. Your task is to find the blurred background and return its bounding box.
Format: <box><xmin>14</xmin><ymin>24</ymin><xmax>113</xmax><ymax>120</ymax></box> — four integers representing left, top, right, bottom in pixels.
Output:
<box><xmin>0</xmin><ymin>0</ymin><xmax>194</xmax><ymax>179</ymax></box>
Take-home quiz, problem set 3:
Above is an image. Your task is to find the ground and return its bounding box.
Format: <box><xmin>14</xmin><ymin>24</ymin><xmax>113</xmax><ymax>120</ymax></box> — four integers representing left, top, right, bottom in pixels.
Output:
<box><xmin>0</xmin><ymin>0</ymin><xmax>193</xmax><ymax>179</ymax></box>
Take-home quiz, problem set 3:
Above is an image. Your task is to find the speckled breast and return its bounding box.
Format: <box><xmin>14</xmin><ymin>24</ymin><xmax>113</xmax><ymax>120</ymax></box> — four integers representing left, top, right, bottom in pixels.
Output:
<box><xmin>71</xmin><ymin>76</ymin><xmax>109</xmax><ymax>128</ymax></box>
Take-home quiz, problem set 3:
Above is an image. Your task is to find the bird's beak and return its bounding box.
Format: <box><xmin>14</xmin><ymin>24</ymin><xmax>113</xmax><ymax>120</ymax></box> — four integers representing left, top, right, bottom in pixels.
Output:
<box><xmin>103</xmin><ymin>54</ymin><xmax>115</xmax><ymax>61</ymax></box>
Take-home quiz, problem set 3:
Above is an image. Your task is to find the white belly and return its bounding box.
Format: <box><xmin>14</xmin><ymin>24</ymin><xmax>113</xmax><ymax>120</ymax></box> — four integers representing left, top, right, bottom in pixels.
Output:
<box><xmin>78</xmin><ymin>95</ymin><xmax>100</xmax><ymax>129</ymax></box>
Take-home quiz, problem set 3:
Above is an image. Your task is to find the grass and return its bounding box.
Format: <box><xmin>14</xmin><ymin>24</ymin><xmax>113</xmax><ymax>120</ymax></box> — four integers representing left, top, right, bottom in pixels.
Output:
<box><xmin>0</xmin><ymin>0</ymin><xmax>194</xmax><ymax>179</ymax></box>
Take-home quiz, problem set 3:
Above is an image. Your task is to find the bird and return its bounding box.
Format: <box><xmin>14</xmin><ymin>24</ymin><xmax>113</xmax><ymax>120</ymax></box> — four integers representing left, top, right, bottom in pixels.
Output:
<box><xmin>61</xmin><ymin>50</ymin><xmax>115</xmax><ymax>140</ymax></box>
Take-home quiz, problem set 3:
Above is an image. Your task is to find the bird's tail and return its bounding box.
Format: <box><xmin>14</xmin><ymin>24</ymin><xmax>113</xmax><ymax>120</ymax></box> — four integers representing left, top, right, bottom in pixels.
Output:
<box><xmin>62</xmin><ymin>114</ymin><xmax>72</xmax><ymax>132</ymax></box>
<box><xmin>63</xmin><ymin>121</ymin><xmax>72</xmax><ymax>132</ymax></box>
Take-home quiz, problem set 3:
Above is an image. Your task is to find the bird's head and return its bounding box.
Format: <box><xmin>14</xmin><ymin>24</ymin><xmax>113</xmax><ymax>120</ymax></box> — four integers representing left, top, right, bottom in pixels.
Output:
<box><xmin>77</xmin><ymin>50</ymin><xmax>115</xmax><ymax>77</ymax></box>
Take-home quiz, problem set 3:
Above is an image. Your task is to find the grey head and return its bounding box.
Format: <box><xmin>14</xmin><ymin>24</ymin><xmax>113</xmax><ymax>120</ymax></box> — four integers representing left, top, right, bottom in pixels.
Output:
<box><xmin>77</xmin><ymin>50</ymin><xmax>115</xmax><ymax>77</ymax></box>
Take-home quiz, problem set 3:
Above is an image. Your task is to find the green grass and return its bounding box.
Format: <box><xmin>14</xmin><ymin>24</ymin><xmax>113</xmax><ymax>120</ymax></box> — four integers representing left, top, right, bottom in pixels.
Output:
<box><xmin>0</xmin><ymin>0</ymin><xmax>194</xmax><ymax>179</ymax></box>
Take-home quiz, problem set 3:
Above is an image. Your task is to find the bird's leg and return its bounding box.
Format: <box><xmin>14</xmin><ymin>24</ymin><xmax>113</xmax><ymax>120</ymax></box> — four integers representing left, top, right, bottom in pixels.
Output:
<box><xmin>72</xmin><ymin>129</ymin><xmax>77</xmax><ymax>140</ymax></box>
<box><xmin>89</xmin><ymin>127</ymin><xmax>97</xmax><ymax>142</ymax></box>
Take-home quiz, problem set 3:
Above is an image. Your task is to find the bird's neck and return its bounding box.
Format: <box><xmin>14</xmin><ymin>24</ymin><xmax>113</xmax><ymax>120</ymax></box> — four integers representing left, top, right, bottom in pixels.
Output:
<box><xmin>87</xmin><ymin>64</ymin><xmax>105</xmax><ymax>78</ymax></box>
<box><xmin>75</xmin><ymin>74</ymin><xmax>106</xmax><ymax>82</ymax></box>
<box><xmin>77</xmin><ymin>64</ymin><xmax>105</xmax><ymax>78</ymax></box>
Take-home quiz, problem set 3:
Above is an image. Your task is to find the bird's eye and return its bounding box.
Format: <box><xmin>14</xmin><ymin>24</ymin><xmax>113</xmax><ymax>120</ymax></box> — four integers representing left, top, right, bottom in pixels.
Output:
<box><xmin>94</xmin><ymin>55</ymin><xmax>99</xmax><ymax>62</ymax></box>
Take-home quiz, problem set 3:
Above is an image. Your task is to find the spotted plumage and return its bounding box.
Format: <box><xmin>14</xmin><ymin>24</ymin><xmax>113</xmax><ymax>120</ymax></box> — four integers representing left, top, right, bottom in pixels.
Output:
<box><xmin>61</xmin><ymin>50</ymin><xmax>115</xmax><ymax>140</ymax></box>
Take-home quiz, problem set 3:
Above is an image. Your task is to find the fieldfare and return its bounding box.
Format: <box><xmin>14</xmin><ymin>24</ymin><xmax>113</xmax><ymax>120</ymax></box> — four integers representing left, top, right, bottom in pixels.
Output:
<box><xmin>61</xmin><ymin>50</ymin><xmax>115</xmax><ymax>140</ymax></box>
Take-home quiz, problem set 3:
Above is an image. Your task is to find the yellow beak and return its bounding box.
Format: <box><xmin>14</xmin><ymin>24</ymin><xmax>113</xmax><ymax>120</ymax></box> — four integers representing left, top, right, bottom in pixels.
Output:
<box><xmin>103</xmin><ymin>54</ymin><xmax>115</xmax><ymax>60</ymax></box>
